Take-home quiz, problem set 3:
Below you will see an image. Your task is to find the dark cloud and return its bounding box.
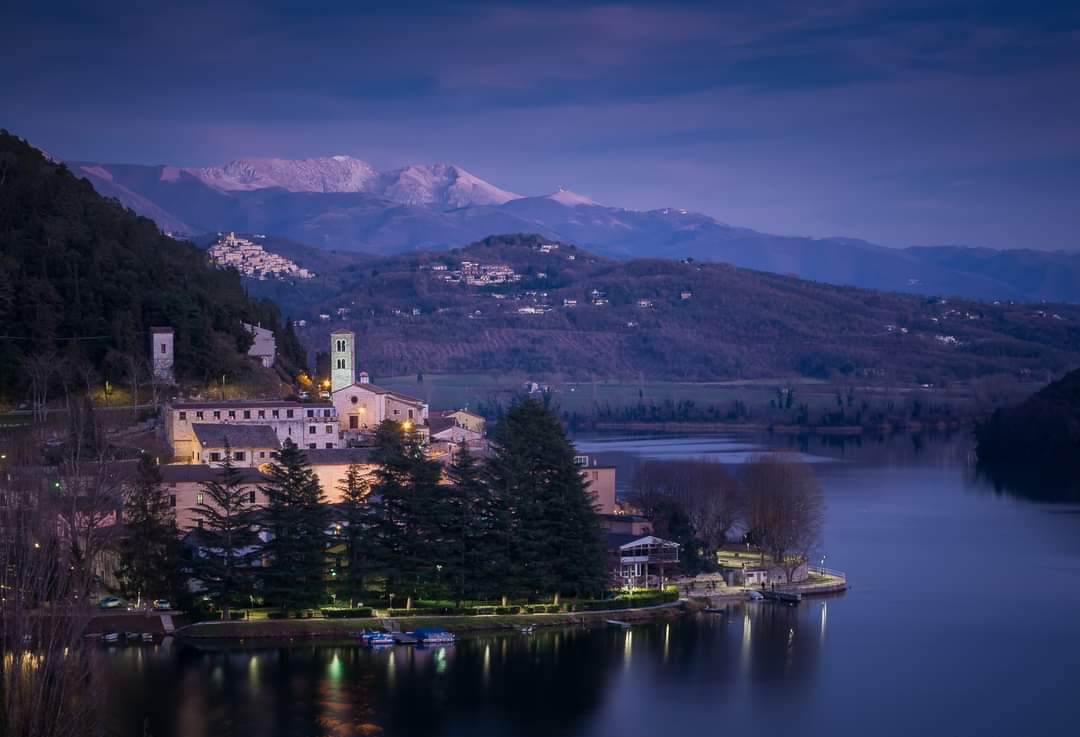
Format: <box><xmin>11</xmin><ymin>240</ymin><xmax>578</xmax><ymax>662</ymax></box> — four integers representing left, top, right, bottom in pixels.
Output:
<box><xmin>2</xmin><ymin>0</ymin><xmax>1079</xmax><ymax>249</ymax></box>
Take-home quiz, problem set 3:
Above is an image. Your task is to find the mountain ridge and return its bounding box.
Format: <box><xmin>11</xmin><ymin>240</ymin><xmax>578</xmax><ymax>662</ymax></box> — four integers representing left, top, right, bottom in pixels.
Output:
<box><xmin>68</xmin><ymin>157</ymin><xmax>1080</xmax><ymax>303</ymax></box>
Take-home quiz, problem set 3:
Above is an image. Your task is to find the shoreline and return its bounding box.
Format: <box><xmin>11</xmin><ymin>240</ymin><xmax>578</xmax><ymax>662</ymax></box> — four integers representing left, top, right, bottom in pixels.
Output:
<box><xmin>174</xmin><ymin>577</ymin><xmax>850</xmax><ymax>641</ymax></box>
<box><xmin>175</xmin><ymin>601</ymin><xmax>687</xmax><ymax>640</ymax></box>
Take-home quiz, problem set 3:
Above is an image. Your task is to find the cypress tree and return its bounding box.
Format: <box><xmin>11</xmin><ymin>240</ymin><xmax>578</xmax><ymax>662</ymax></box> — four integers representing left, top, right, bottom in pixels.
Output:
<box><xmin>488</xmin><ymin>398</ymin><xmax>608</xmax><ymax>600</ymax></box>
<box><xmin>259</xmin><ymin>441</ymin><xmax>329</xmax><ymax>611</ymax></box>
<box><xmin>117</xmin><ymin>454</ymin><xmax>184</xmax><ymax>606</ymax></box>
<box><xmin>190</xmin><ymin>447</ymin><xmax>262</xmax><ymax>618</ymax></box>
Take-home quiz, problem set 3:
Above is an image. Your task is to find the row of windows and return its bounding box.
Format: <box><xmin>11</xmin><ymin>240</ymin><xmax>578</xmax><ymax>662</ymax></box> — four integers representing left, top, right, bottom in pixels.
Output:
<box><xmin>308</xmin><ymin>425</ymin><xmax>335</xmax><ymax>434</ymax></box>
<box><xmin>308</xmin><ymin>443</ymin><xmax>335</xmax><ymax>449</ymax></box>
<box><xmin>207</xmin><ymin>450</ymin><xmax>277</xmax><ymax>462</ymax></box>
<box><xmin>178</xmin><ymin>408</ymin><xmax>298</xmax><ymax>422</ymax></box>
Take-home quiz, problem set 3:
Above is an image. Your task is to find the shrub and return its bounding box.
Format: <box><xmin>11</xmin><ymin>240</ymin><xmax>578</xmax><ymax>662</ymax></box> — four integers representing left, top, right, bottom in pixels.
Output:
<box><xmin>266</xmin><ymin>611</ymin><xmax>289</xmax><ymax>620</ymax></box>
<box><xmin>387</xmin><ymin>607</ymin><xmax>437</xmax><ymax>617</ymax></box>
<box><xmin>321</xmin><ymin>608</ymin><xmax>374</xmax><ymax>619</ymax></box>
<box><xmin>473</xmin><ymin>606</ymin><xmax>496</xmax><ymax>616</ymax></box>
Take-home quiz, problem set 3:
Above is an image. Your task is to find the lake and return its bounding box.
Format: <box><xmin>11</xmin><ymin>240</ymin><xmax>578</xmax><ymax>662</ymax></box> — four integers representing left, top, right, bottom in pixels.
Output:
<box><xmin>99</xmin><ymin>433</ymin><xmax>1080</xmax><ymax>736</ymax></box>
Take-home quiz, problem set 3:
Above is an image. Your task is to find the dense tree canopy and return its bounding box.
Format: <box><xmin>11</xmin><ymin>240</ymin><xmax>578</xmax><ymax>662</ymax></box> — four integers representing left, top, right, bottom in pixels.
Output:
<box><xmin>0</xmin><ymin>131</ymin><xmax>297</xmax><ymax>401</ymax></box>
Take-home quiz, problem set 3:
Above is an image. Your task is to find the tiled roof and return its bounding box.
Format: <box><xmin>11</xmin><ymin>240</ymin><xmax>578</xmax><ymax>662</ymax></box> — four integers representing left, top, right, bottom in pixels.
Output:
<box><xmin>160</xmin><ymin>464</ymin><xmax>268</xmax><ymax>484</ymax></box>
<box><xmin>192</xmin><ymin>423</ymin><xmax>280</xmax><ymax>448</ymax></box>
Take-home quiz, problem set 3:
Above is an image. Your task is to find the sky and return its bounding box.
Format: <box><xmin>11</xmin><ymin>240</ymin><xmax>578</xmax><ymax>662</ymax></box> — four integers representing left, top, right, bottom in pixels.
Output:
<box><xmin>3</xmin><ymin>0</ymin><xmax>1079</xmax><ymax>250</ymax></box>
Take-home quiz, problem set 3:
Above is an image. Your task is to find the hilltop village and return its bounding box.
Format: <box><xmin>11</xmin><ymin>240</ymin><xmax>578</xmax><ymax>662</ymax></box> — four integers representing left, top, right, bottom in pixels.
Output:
<box><xmin>208</xmin><ymin>231</ymin><xmax>315</xmax><ymax>281</ymax></box>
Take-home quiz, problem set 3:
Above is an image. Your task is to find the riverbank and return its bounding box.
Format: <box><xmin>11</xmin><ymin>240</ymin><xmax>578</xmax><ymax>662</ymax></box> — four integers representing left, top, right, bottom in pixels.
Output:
<box><xmin>176</xmin><ymin>601</ymin><xmax>686</xmax><ymax>640</ymax></box>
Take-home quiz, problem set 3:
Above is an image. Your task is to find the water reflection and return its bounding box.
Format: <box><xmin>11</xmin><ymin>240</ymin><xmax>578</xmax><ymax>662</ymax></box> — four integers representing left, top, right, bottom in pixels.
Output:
<box><xmin>100</xmin><ymin>605</ymin><xmax>835</xmax><ymax>737</ymax></box>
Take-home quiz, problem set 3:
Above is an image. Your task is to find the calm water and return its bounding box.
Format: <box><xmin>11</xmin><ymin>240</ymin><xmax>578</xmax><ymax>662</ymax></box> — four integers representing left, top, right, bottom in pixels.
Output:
<box><xmin>101</xmin><ymin>433</ymin><xmax>1080</xmax><ymax>737</ymax></box>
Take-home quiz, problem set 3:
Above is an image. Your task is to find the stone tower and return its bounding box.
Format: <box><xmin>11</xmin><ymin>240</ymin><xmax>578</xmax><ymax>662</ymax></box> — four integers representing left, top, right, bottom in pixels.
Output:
<box><xmin>330</xmin><ymin>329</ymin><xmax>356</xmax><ymax>393</ymax></box>
<box><xmin>150</xmin><ymin>327</ymin><xmax>174</xmax><ymax>383</ymax></box>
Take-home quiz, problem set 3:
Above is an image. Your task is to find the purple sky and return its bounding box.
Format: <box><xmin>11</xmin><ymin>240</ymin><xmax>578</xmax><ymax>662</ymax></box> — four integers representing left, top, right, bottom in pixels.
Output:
<box><xmin>3</xmin><ymin>0</ymin><xmax>1080</xmax><ymax>250</ymax></box>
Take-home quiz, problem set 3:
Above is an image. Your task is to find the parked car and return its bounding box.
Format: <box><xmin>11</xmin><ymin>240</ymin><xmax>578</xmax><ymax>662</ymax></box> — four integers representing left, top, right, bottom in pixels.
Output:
<box><xmin>152</xmin><ymin>599</ymin><xmax>172</xmax><ymax>611</ymax></box>
<box><xmin>98</xmin><ymin>596</ymin><xmax>125</xmax><ymax>609</ymax></box>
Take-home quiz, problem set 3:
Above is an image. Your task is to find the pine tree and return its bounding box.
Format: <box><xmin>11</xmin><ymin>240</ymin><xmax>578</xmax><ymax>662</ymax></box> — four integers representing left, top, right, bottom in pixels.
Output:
<box><xmin>259</xmin><ymin>441</ymin><xmax>329</xmax><ymax>611</ymax></box>
<box><xmin>488</xmin><ymin>398</ymin><xmax>608</xmax><ymax>600</ymax></box>
<box><xmin>337</xmin><ymin>463</ymin><xmax>372</xmax><ymax>606</ymax></box>
<box><xmin>445</xmin><ymin>442</ymin><xmax>508</xmax><ymax>601</ymax></box>
<box><xmin>117</xmin><ymin>455</ymin><xmax>184</xmax><ymax>606</ymax></box>
<box><xmin>190</xmin><ymin>447</ymin><xmax>262</xmax><ymax>618</ymax></box>
<box><xmin>366</xmin><ymin>420</ymin><xmax>445</xmax><ymax>607</ymax></box>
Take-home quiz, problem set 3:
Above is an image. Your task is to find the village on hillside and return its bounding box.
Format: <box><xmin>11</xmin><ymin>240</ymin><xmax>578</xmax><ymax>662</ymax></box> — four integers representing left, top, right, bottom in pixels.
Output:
<box><xmin>208</xmin><ymin>231</ymin><xmax>315</xmax><ymax>281</ymax></box>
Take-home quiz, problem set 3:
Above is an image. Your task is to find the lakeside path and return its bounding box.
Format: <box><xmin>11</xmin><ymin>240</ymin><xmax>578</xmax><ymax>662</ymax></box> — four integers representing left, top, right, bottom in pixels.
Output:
<box><xmin>176</xmin><ymin>602</ymin><xmax>686</xmax><ymax>640</ymax></box>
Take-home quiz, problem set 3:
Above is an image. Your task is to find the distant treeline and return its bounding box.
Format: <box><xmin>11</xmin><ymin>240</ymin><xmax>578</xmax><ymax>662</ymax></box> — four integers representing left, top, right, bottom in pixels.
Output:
<box><xmin>476</xmin><ymin>388</ymin><xmax>982</xmax><ymax>431</ymax></box>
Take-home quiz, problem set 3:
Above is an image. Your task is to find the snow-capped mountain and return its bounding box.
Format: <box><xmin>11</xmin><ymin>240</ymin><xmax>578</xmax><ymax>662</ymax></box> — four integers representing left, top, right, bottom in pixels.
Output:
<box><xmin>190</xmin><ymin>156</ymin><xmax>380</xmax><ymax>193</ymax></box>
<box><xmin>546</xmin><ymin>187</ymin><xmax>599</xmax><ymax>207</ymax></box>
<box><xmin>185</xmin><ymin>156</ymin><xmax>518</xmax><ymax>208</ymax></box>
<box><xmin>376</xmin><ymin>163</ymin><xmax>520</xmax><ymax>208</ymax></box>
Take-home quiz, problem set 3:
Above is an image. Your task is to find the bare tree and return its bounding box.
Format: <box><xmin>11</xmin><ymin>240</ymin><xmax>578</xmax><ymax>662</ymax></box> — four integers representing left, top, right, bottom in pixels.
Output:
<box><xmin>633</xmin><ymin>458</ymin><xmax>742</xmax><ymax>551</ymax></box>
<box><xmin>25</xmin><ymin>352</ymin><xmax>59</xmax><ymax>423</ymax></box>
<box><xmin>54</xmin><ymin>402</ymin><xmax>125</xmax><ymax>594</ymax></box>
<box><xmin>742</xmin><ymin>454</ymin><xmax>825</xmax><ymax>581</ymax></box>
<box><xmin>123</xmin><ymin>350</ymin><xmax>144</xmax><ymax>409</ymax></box>
<box><xmin>1</xmin><ymin>424</ymin><xmax>105</xmax><ymax>737</ymax></box>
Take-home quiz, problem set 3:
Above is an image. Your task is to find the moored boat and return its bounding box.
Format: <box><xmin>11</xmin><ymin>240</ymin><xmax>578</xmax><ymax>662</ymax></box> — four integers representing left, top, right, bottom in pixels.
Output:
<box><xmin>414</xmin><ymin>628</ymin><xmax>456</xmax><ymax>644</ymax></box>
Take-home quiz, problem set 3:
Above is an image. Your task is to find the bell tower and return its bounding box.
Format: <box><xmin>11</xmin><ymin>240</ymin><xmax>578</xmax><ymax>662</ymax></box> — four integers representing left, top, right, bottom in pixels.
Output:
<box><xmin>150</xmin><ymin>327</ymin><xmax>174</xmax><ymax>383</ymax></box>
<box><xmin>330</xmin><ymin>329</ymin><xmax>355</xmax><ymax>393</ymax></box>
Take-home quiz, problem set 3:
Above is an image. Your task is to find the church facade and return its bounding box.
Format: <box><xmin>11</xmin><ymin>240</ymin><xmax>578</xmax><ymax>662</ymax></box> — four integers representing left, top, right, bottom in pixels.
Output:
<box><xmin>329</xmin><ymin>329</ymin><xmax>429</xmax><ymax>437</ymax></box>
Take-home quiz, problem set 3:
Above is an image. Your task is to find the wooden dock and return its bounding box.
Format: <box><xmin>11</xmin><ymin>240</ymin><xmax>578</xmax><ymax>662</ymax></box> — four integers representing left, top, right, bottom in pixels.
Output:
<box><xmin>761</xmin><ymin>590</ymin><xmax>802</xmax><ymax>604</ymax></box>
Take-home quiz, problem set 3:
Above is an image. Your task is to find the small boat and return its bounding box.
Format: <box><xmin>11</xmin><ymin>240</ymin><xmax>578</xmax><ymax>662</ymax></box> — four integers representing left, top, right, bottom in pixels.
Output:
<box><xmin>414</xmin><ymin>628</ymin><xmax>456</xmax><ymax>644</ymax></box>
<box><xmin>102</xmin><ymin>632</ymin><xmax>120</xmax><ymax>643</ymax></box>
<box><xmin>363</xmin><ymin>632</ymin><xmax>395</xmax><ymax>647</ymax></box>
<box><xmin>392</xmin><ymin>632</ymin><xmax>419</xmax><ymax>645</ymax></box>
<box><xmin>605</xmin><ymin>620</ymin><xmax>632</xmax><ymax>629</ymax></box>
<box><xmin>745</xmin><ymin>590</ymin><xmax>765</xmax><ymax>601</ymax></box>
<box><xmin>519</xmin><ymin>625</ymin><xmax>536</xmax><ymax>635</ymax></box>
<box><xmin>123</xmin><ymin>632</ymin><xmax>141</xmax><ymax>642</ymax></box>
<box><xmin>140</xmin><ymin>633</ymin><xmax>155</xmax><ymax>643</ymax></box>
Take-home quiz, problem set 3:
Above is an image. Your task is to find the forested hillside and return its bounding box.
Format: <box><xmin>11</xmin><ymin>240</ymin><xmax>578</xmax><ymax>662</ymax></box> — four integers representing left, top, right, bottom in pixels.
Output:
<box><xmin>0</xmin><ymin>132</ymin><xmax>300</xmax><ymax>402</ymax></box>
<box><xmin>257</xmin><ymin>234</ymin><xmax>1080</xmax><ymax>383</ymax></box>
<box><xmin>976</xmin><ymin>368</ymin><xmax>1080</xmax><ymax>484</ymax></box>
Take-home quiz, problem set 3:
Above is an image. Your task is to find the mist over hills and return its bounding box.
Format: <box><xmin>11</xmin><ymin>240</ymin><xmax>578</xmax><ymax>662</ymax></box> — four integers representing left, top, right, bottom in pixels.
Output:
<box><xmin>70</xmin><ymin>157</ymin><xmax>1080</xmax><ymax>303</ymax></box>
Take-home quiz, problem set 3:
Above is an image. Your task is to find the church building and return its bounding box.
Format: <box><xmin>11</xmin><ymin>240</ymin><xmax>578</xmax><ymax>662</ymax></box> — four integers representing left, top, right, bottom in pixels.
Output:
<box><xmin>329</xmin><ymin>330</ymin><xmax>429</xmax><ymax>439</ymax></box>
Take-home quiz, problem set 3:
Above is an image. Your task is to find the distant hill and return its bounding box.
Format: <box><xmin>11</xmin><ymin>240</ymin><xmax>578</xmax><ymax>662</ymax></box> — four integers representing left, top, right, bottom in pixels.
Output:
<box><xmin>69</xmin><ymin>158</ymin><xmax>1080</xmax><ymax>304</ymax></box>
<box><xmin>246</xmin><ymin>234</ymin><xmax>1080</xmax><ymax>383</ymax></box>
<box><xmin>0</xmin><ymin>132</ymin><xmax>300</xmax><ymax>402</ymax></box>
